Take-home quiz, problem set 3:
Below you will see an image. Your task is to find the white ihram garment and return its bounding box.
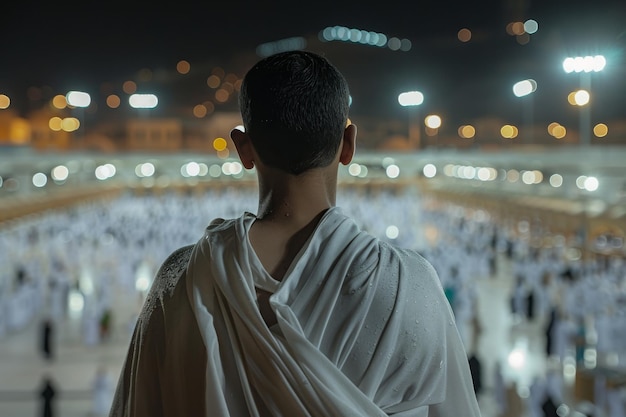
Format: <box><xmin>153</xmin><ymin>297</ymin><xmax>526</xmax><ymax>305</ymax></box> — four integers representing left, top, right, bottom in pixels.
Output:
<box><xmin>110</xmin><ymin>207</ymin><xmax>480</xmax><ymax>416</ymax></box>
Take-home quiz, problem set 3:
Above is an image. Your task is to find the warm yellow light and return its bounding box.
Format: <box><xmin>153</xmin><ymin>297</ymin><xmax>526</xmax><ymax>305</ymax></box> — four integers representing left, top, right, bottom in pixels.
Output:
<box><xmin>106</xmin><ymin>95</ymin><xmax>121</xmax><ymax>109</ymax></box>
<box><xmin>207</xmin><ymin>75</ymin><xmax>221</xmax><ymax>89</ymax></box>
<box><xmin>500</xmin><ymin>125</ymin><xmax>518</xmax><ymax>139</ymax></box>
<box><xmin>62</xmin><ymin>117</ymin><xmax>80</xmax><ymax>132</ymax></box>
<box><xmin>459</xmin><ymin>125</ymin><xmax>475</xmax><ymax>138</ymax></box>
<box><xmin>213</xmin><ymin>137</ymin><xmax>228</xmax><ymax>151</ymax></box>
<box><xmin>0</xmin><ymin>94</ymin><xmax>10</xmax><ymax>109</ymax></box>
<box><xmin>193</xmin><ymin>104</ymin><xmax>207</xmax><ymax>118</ymax></box>
<box><xmin>505</xmin><ymin>22</ymin><xmax>515</xmax><ymax>36</ymax></box>
<box><xmin>553</xmin><ymin>125</ymin><xmax>566</xmax><ymax>139</ymax></box>
<box><xmin>567</xmin><ymin>92</ymin><xmax>577</xmax><ymax>106</ymax></box>
<box><xmin>51</xmin><ymin>95</ymin><xmax>67</xmax><ymax>109</ymax></box>
<box><xmin>457</xmin><ymin>28</ymin><xmax>471</xmax><ymax>42</ymax></box>
<box><xmin>547</xmin><ymin>122</ymin><xmax>560</xmax><ymax>136</ymax></box>
<box><xmin>123</xmin><ymin>81</ymin><xmax>137</xmax><ymax>94</ymax></box>
<box><xmin>176</xmin><ymin>60</ymin><xmax>191</xmax><ymax>74</ymax></box>
<box><xmin>10</xmin><ymin>118</ymin><xmax>30</xmax><ymax>144</ymax></box>
<box><xmin>215</xmin><ymin>89</ymin><xmax>229</xmax><ymax>103</ymax></box>
<box><xmin>593</xmin><ymin>123</ymin><xmax>608</xmax><ymax>138</ymax></box>
<box><xmin>49</xmin><ymin>117</ymin><xmax>63</xmax><ymax>131</ymax></box>
<box><xmin>511</xmin><ymin>22</ymin><xmax>525</xmax><ymax>35</ymax></box>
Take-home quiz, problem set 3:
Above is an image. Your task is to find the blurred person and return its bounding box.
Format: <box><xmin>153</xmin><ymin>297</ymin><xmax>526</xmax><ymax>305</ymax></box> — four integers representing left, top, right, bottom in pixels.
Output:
<box><xmin>92</xmin><ymin>365</ymin><xmax>115</xmax><ymax>417</ymax></box>
<box><xmin>110</xmin><ymin>50</ymin><xmax>480</xmax><ymax>416</ymax></box>
<box><xmin>40</xmin><ymin>317</ymin><xmax>54</xmax><ymax>361</ymax></box>
<box><xmin>552</xmin><ymin>311</ymin><xmax>578</xmax><ymax>363</ymax></box>
<box><xmin>493</xmin><ymin>361</ymin><xmax>507</xmax><ymax>416</ymax></box>
<box><xmin>39</xmin><ymin>374</ymin><xmax>57</xmax><ymax>417</ymax></box>
<box><xmin>526</xmin><ymin>375</ymin><xmax>547</xmax><ymax>417</ymax></box>
<box><xmin>544</xmin><ymin>307</ymin><xmax>557</xmax><ymax>357</ymax></box>
<box><xmin>468</xmin><ymin>353</ymin><xmax>483</xmax><ymax>397</ymax></box>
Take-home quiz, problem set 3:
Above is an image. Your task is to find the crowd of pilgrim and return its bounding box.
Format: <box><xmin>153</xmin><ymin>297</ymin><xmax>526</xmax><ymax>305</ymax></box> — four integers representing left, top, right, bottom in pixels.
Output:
<box><xmin>0</xmin><ymin>186</ymin><xmax>625</xmax><ymax>416</ymax></box>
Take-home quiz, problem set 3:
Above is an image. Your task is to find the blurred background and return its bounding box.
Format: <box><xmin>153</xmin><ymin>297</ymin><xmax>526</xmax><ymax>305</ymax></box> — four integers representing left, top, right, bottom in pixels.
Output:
<box><xmin>1</xmin><ymin>1</ymin><xmax>626</xmax><ymax>416</ymax></box>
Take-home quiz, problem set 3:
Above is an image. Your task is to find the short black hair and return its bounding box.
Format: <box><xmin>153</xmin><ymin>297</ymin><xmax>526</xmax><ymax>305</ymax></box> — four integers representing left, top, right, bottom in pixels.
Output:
<box><xmin>238</xmin><ymin>50</ymin><xmax>351</xmax><ymax>175</ymax></box>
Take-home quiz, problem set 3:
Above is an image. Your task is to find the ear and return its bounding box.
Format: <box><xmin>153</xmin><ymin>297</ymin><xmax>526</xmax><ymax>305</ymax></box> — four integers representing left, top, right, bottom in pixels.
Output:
<box><xmin>230</xmin><ymin>128</ymin><xmax>255</xmax><ymax>170</ymax></box>
<box><xmin>339</xmin><ymin>123</ymin><xmax>357</xmax><ymax>166</ymax></box>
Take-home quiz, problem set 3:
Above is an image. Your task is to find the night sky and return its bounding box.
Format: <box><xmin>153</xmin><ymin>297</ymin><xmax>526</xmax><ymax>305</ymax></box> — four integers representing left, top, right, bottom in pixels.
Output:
<box><xmin>1</xmin><ymin>0</ymin><xmax>625</xmax><ymax>123</ymax></box>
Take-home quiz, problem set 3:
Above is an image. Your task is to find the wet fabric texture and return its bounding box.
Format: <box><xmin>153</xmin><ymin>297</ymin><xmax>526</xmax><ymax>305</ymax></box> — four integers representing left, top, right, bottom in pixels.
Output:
<box><xmin>110</xmin><ymin>207</ymin><xmax>481</xmax><ymax>416</ymax></box>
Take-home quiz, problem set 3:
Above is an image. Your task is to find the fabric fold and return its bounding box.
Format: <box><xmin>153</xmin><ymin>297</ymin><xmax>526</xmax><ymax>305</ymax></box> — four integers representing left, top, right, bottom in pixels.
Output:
<box><xmin>110</xmin><ymin>207</ymin><xmax>481</xmax><ymax>416</ymax></box>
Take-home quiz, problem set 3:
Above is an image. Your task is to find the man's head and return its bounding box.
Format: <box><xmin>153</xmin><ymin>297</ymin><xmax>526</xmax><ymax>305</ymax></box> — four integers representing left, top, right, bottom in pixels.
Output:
<box><xmin>234</xmin><ymin>50</ymin><xmax>352</xmax><ymax>175</ymax></box>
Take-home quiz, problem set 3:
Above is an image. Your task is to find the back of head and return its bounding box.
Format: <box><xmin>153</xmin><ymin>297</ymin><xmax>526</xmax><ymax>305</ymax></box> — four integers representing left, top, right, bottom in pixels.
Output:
<box><xmin>238</xmin><ymin>50</ymin><xmax>350</xmax><ymax>175</ymax></box>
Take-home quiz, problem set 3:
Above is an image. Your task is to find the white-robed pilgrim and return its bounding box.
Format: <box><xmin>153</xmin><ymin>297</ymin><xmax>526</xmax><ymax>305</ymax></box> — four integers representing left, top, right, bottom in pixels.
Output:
<box><xmin>110</xmin><ymin>208</ymin><xmax>480</xmax><ymax>416</ymax></box>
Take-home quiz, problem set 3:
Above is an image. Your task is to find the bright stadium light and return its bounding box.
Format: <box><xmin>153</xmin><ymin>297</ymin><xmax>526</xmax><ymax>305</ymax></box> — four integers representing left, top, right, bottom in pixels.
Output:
<box><xmin>129</xmin><ymin>93</ymin><xmax>158</xmax><ymax>109</ymax></box>
<box><xmin>562</xmin><ymin>55</ymin><xmax>606</xmax><ymax>73</ymax></box>
<box><xmin>512</xmin><ymin>79</ymin><xmax>537</xmax><ymax>97</ymax></box>
<box><xmin>563</xmin><ymin>55</ymin><xmax>606</xmax><ymax>146</ymax></box>
<box><xmin>398</xmin><ymin>91</ymin><xmax>424</xmax><ymax>106</ymax></box>
<box><xmin>66</xmin><ymin>91</ymin><xmax>91</xmax><ymax>108</ymax></box>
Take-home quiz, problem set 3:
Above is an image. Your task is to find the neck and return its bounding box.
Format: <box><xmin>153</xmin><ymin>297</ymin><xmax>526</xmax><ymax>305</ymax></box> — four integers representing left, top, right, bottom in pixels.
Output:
<box><xmin>255</xmin><ymin>168</ymin><xmax>337</xmax><ymax>225</ymax></box>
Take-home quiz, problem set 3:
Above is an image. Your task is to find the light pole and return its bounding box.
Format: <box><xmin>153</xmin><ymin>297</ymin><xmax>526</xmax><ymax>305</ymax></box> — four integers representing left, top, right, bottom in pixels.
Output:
<box><xmin>129</xmin><ymin>94</ymin><xmax>159</xmax><ymax>149</ymax></box>
<box><xmin>424</xmin><ymin>114</ymin><xmax>442</xmax><ymax>147</ymax></box>
<box><xmin>66</xmin><ymin>90</ymin><xmax>91</xmax><ymax>140</ymax></box>
<box><xmin>512</xmin><ymin>79</ymin><xmax>537</xmax><ymax>144</ymax></box>
<box><xmin>398</xmin><ymin>91</ymin><xmax>424</xmax><ymax>149</ymax></box>
<box><xmin>562</xmin><ymin>55</ymin><xmax>606</xmax><ymax>147</ymax></box>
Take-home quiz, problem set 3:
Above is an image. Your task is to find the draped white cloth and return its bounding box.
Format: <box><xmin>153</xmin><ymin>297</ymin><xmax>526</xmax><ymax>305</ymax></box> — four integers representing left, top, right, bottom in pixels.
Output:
<box><xmin>110</xmin><ymin>207</ymin><xmax>481</xmax><ymax>416</ymax></box>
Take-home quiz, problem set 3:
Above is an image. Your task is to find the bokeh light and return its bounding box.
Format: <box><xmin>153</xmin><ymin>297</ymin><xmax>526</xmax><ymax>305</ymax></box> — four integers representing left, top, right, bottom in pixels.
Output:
<box><xmin>193</xmin><ymin>104</ymin><xmax>208</xmax><ymax>118</ymax></box>
<box><xmin>593</xmin><ymin>123</ymin><xmax>608</xmax><ymax>138</ymax></box>
<box><xmin>51</xmin><ymin>95</ymin><xmax>67</xmax><ymax>109</ymax></box>
<box><xmin>524</xmin><ymin>19</ymin><xmax>538</xmax><ymax>34</ymax></box>
<box><xmin>106</xmin><ymin>94</ymin><xmax>121</xmax><ymax>109</ymax></box>
<box><xmin>500</xmin><ymin>125</ymin><xmax>518</xmax><ymax>139</ymax></box>
<box><xmin>425</xmin><ymin>114</ymin><xmax>442</xmax><ymax>129</ymax></box>
<box><xmin>458</xmin><ymin>125</ymin><xmax>476</xmax><ymax>139</ymax></box>
<box><xmin>207</xmin><ymin>75</ymin><xmax>221</xmax><ymax>88</ymax></box>
<box><xmin>176</xmin><ymin>60</ymin><xmax>191</xmax><ymax>74</ymax></box>
<box><xmin>573</xmin><ymin>90</ymin><xmax>590</xmax><ymax>106</ymax></box>
<box><xmin>457</xmin><ymin>28</ymin><xmax>471</xmax><ymax>42</ymax></box>
<box><xmin>0</xmin><ymin>94</ymin><xmax>10</xmax><ymax>109</ymax></box>
<box><xmin>213</xmin><ymin>137</ymin><xmax>228</xmax><ymax>152</ymax></box>
<box><xmin>423</xmin><ymin>163</ymin><xmax>437</xmax><ymax>178</ymax></box>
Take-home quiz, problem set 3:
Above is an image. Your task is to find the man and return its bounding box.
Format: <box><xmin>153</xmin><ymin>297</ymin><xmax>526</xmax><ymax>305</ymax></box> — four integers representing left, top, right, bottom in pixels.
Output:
<box><xmin>39</xmin><ymin>375</ymin><xmax>57</xmax><ymax>417</ymax></box>
<box><xmin>110</xmin><ymin>50</ymin><xmax>481</xmax><ymax>416</ymax></box>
